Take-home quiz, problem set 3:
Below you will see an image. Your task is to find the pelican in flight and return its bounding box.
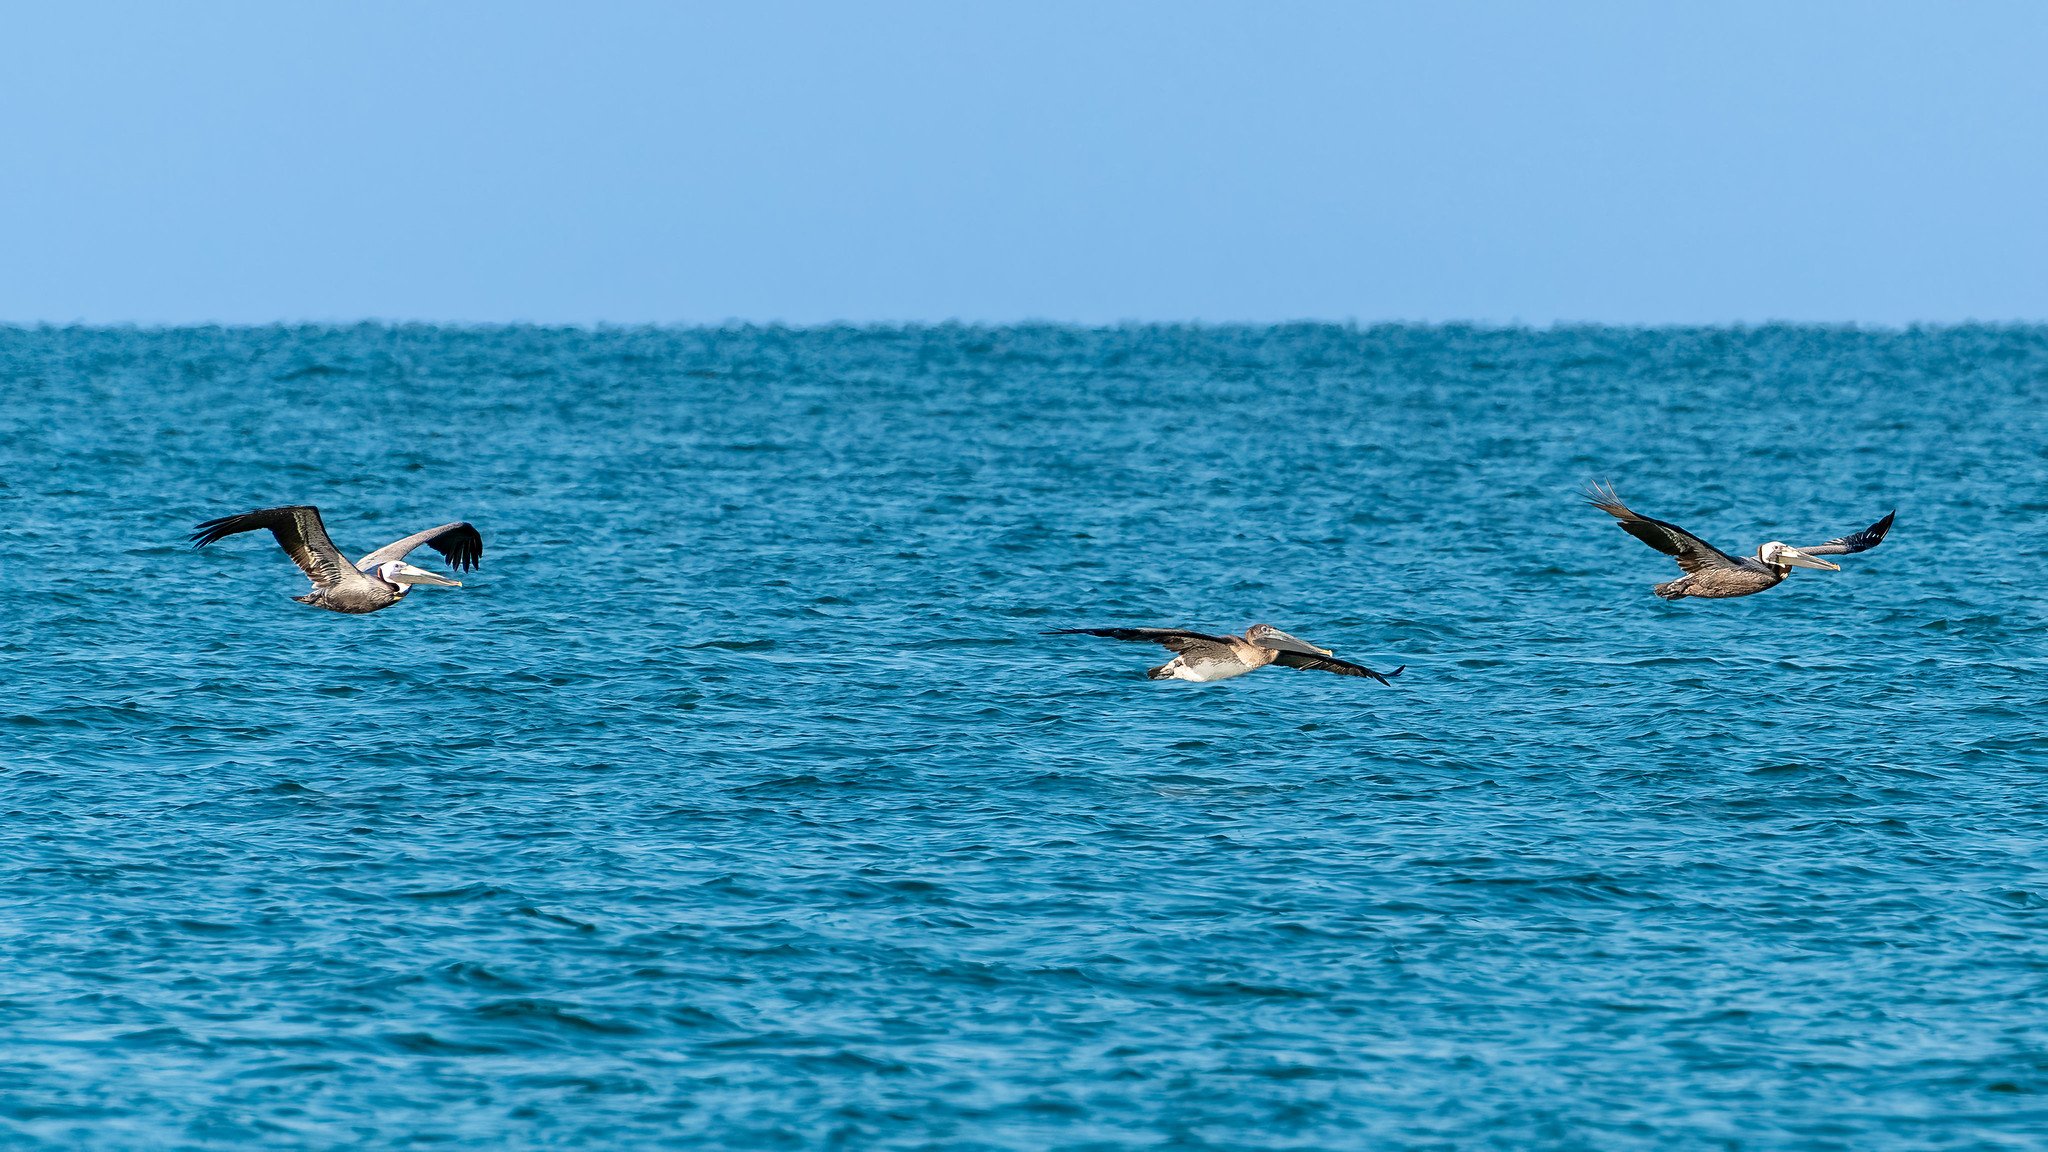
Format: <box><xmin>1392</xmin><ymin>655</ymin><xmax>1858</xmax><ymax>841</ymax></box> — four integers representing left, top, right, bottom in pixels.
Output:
<box><xmin>1048</xmin><ymin>624</ymin><xmax>1404</xmax><ymax>684</ymax></box>
<box><xmin>191</xmin><ymin>505</ymin><xmax>482</xmax><ymax>614</ymax></box>
<box><xmin>1585</xmin><ymin>483</ymin><xmax>1893</xmax><ymax>600</ymax></box>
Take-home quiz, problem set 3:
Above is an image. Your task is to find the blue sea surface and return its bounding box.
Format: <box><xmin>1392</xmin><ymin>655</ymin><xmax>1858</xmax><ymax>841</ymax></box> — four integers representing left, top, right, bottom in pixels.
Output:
<box><xmin>3</xmin><ymin>324</ymin><xmax>2046</xmax><ymax>1149</ymax></box>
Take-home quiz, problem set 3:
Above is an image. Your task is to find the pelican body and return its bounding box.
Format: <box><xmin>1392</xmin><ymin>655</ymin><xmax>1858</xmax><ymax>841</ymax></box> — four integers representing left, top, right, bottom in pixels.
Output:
<box><xmin>191</xmin><ymin>505</ymin><xmax>482</xmax><ymax>615</ymax></box>
<box><xmin>1048</xmin><ymin>624</ymin><xmax>1403</xmax><ymax>684</ymax></box>
<box><xmin>1585</xmin><ymin>484</ymin><xmax>1893</xmax><ymax>600</ymax></box>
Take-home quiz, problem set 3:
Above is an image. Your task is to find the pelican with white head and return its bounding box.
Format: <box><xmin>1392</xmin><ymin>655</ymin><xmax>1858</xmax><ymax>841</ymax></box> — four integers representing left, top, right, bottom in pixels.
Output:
<box><xmin>1585</xmin><ymin>484</ymin><xmax>1892</xmax><ymax>600</ymax></box>
<box><xmin>192</xmin><ymin>504</ymin><xmax>482</xmax><ymax>614</ymax></box>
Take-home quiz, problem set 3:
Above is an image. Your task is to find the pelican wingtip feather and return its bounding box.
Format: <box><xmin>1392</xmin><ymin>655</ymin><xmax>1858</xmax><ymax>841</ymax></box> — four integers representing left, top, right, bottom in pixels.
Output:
<box><xmin>189</xmin><ymin>505</ymin><xmax>310</xmax><ymax>549</ymax></box>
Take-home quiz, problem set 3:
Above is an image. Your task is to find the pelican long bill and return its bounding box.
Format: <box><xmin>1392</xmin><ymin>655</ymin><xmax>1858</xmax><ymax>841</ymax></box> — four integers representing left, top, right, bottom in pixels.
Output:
<box><xmin>1774</xmin><ymin>547</ymin><xmax>1840</xmax><ymax>572</ymax></box>
<box><xmin>389</xmin><ymin>563</ymin><xmax>462</xmax><ymax>586</ymax></box>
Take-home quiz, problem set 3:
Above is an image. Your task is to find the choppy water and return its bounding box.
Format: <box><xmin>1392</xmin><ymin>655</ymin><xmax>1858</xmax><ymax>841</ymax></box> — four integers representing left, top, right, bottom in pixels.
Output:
<box><xmin>3</xmin><ymin>324</ymin><xmax>2046</xmax><ymax>1149</ymax></box>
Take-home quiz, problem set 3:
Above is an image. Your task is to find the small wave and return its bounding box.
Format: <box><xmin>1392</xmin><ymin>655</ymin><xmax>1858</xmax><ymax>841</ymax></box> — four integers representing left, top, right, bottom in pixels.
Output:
<box><xmin>473</xmin><ymin>999</ymin><xmax>644</xmax><ymax>1037</ymax></box>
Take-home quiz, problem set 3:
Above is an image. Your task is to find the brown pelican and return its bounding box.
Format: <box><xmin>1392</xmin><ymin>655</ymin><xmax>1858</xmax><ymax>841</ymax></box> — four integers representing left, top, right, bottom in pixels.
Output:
<box><xmin>191</xmin><ymin>505</ymin><xmax>481</xmax><ymax>614</ymax></box>
<box><xmin>1048</xmin><ymin>624</ymin><xmax>1404</xmax><ymax>684</ymax></box>
<box><xmin>1585</xmin><ymin>483</ymin><xmax>1893</xmax><ymax>600</ymax></box>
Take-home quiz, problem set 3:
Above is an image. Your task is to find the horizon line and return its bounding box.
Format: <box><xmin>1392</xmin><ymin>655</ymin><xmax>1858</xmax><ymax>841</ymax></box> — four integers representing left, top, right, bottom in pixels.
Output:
<box><xmin>7</xmin><ymin>318</ymin><xmax>2048</xmax><ymax>334</ymax></box>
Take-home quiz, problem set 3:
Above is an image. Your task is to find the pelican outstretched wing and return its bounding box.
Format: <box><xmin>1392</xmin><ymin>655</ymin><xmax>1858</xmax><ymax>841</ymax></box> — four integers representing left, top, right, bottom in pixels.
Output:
<box><xmin>1269</xmin><ymin>652</ymin><xmax>1403</xmax><ymax>685</ymax></box>
<box><xmin>1797</xmin><ymin>510</ymin><xmax>1895</xmax><ymax>556</ymax></box>
<box><xmin>1044</xmin><ymin>627</ymin><xmax>1239</xmax><ymax>661</ymax></box>
<box><xmin>357</xmin><ymin>522</ymin><xmax>483</xmax><ymax>572</ymax></box>
<box><xmin>190</xmin><ymin>505</ymin><xmax>355</xmax><ymax>591</ymax></box>
<box><xmin>1584</xmin><ymin>483</ymin><xmax>1743</xmax><ymax>574</ymax></box>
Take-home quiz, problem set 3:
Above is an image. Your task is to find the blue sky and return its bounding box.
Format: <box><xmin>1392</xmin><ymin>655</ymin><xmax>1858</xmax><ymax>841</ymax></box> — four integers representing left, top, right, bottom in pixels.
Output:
<box><xmin>3</xmin><ymin>2</ymin><xmax>2045</xmax><ymax>324</ymax></box>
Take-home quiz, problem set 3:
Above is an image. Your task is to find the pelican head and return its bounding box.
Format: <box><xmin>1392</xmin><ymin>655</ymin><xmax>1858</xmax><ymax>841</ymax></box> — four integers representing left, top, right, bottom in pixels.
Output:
<box><xmin>374</xmin><ymin>560</ymin><xmax>462</xmax><ymax>589</ymax></box>
<box><xmin>1758</xmin><ymin>541</ymin><xmax>1839</xmax><ymax>572</ymax></box>
<box><xmin>1245</xmin><ymin>624</ymin><xmax>1334</xmax><ymax>656</ymax></box>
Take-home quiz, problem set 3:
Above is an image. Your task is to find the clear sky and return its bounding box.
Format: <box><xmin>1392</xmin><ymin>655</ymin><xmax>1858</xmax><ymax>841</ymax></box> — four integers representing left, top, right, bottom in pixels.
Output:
<box><xmin>3</xmin><ymin>2</ymin><xmax>2045</xmax><ymax>325</ymax></box>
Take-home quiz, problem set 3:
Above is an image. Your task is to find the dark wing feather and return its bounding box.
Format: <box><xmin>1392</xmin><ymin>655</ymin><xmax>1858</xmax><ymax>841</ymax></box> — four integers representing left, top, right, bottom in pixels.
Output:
<box><xmin>1269</xmin><ymin>652</ymin><xmax>1403</xmax><ymax>685</ymax></box>
<box><xmin>1798</xmin><ymin>510</ymin><xmax>1895</xmax><ymax>556</ymax></box>
<box><xmin>357</xmin><ymin>522</ymin><xmax>483</xmax><ymax>571</ymax></box>
<box><xmin>1584</xmin><ymin>483</ymin><xmax>1743</xmax><ymax>574</ymax></box>
<box><xmin>190</xmin><ymin>505</ymin><xmax>354</xmax><ymax>590</ymax></box>
<box><xmin>1044</xmin><ymin>627</ymin><xmax>1236</xmax><ymax>654</ymax></box>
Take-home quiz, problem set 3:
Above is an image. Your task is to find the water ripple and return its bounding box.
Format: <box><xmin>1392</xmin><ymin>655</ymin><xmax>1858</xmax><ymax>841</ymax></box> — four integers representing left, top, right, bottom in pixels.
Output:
<box><xmin>3</xmin><ymin>324</ymin><xmax>2047</xmax><ymax>1147</ymax></box>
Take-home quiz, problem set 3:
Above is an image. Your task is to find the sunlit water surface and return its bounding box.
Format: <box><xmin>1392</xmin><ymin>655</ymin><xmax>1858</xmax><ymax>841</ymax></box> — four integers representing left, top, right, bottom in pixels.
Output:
<box><xmin>3</xmin><ymin>325</ymin><xmax>2046</xmax><ymax>1149</ymax></box>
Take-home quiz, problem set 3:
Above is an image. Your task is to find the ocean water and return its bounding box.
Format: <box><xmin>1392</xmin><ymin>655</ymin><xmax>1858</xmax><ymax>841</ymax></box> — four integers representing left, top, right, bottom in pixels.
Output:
<box><xmin>2</xmin><ymin>324</ymin><xmax>2046</xmax><ymax>1150</ymax></box>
